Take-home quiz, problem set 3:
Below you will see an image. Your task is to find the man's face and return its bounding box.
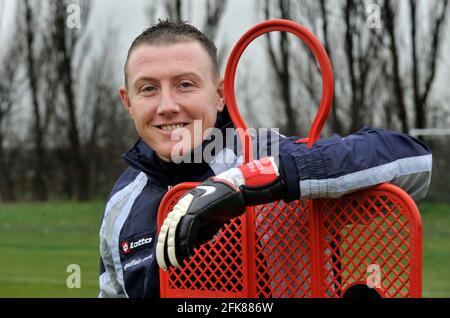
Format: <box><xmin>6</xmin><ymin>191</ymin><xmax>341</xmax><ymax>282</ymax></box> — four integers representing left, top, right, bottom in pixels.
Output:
<box><xmin>119</xmin><ymin>41</ymin><xmax>224</xmax><ymax>161</ymax></box>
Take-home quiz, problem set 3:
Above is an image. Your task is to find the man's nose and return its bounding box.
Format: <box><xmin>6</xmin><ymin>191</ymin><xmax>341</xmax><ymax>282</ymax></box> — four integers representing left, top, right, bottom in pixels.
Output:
<box><xmin>156</xmin><ymin>89</ymin><xmax>180</xmax><ymax>115</ymax></box>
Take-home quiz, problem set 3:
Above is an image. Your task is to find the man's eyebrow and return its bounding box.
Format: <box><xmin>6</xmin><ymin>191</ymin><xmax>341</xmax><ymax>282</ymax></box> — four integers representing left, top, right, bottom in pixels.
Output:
<box><xmin>133</xmin><ymin>76</ymin><xmax>157</xmax><ymax>89</ymax></box>
<box><xmin>173</xmin><ymin>72</ymin><xmax>202</xmax><ymax>81</ymax></box>
<box><xmin>133</xmin><ymin>72</ymin><xmax>203</xmax><ymax>90</ymax></box>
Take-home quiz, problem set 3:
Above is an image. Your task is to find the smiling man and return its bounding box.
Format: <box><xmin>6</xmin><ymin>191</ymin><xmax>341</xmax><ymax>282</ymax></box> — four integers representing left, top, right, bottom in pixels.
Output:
<box><xmin>119</xmin><ymin>38</ymin><xmax>225</xmax><ymax>161</ymax></box>
<box><xmin>99</xmin><ymin>20</ymin><xmax>432</xmax><ymax>298</ymax></box>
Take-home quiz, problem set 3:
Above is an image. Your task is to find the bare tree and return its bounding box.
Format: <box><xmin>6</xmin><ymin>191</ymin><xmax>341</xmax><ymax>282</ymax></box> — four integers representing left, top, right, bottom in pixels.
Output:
<box><xmin>319</xmin><ymin>0</ymin><xmax>343</xmax><ymax>133</ymax></box>
<box><xmin>48</xmin><ymin>0</ymin><xmax>92</xmax><ymax>200</ymax></box>
<box><xmin>203</xmin><ymin>0</ymin><xmax>226</xmax><ymax>39</ymax></box>
<box><xmin>260</xmin><ymin>0</ymin><xmax>386</xmax><ymax>135</ymax></box>
<box><xmin>79</xmin><ymin>27</ymin><xmax>135</xmax><ymax>197</ymax></box>
<box><xmin>383</xmin><ymin>0</ymin><xmax>410</xmax><ymax>132</ymax></box>
<box><xmin>0</xmin><ymin>1</ymin><xmax>23</xmax><ymax>201</ymax></box>
<box><xmin>263</xmin><ymin>0</ymin><xmax>298</xmax><ymax>135</ymax></box>
<box><xmin>22</xmin><ymin>0</ymin><xmax>50</xmax><ymax>200</ymax></box>
<box><xmin>0</xmin><ymin>29</ymin><xmax>22</xmax><ymax>201</ymax></box>
<box><xmin>342</xmin><ymin>1</ymin><xmax>385</xmax><ymax>133</ymax></box>
<box><xmin>34</xmin><ymin>0</ymin><xmax>132</xmax><ymax>200</ymax></box>
<box><xmin>147</xmin><ymin>0</ymin><xmax>229</xmax><ymax>67</ymax></box>
<box><xmin>165</xmin><ymin>0</ymin><xmax>183</xmax><ymax>22</ymax></box>
<box><xmin>409</xmin><ymin>0</ymin><xmax>449</xmax><ymax>131</ymax></box>
<box><xmin>0</xmin><ymin>0</ymin><xmax>58</xmax><ymax>201</ymax></box>
<box><xmin>344</xmin><ymin>0</ymin><xmax>360</xmax><ymax>132</ymax></box>
<box><xmin>383</xmin><ymin>0</ymin><xmax>449</xmax><ymax>133</ymax></box>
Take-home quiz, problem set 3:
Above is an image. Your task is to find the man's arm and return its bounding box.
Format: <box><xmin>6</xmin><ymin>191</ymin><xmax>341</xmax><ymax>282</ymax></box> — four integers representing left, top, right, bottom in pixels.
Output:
<box><xmin>99</xmin><ymin>240</ymin><xmax>127</xmax><ymax>298</ymax></box>
<box><xmin>98</xmin><ymin>168</ymin><xmax>147</xmax><ymax>297</ymax></box>
<box><xmin>278</xmin><ymin>126</ymin><xmax>432</xmax><ymax>201</ymax></box>
<box><xmin>157</xmin><ymin>127</ymin><xmax>432</xmax><ymax>269</ymax></box>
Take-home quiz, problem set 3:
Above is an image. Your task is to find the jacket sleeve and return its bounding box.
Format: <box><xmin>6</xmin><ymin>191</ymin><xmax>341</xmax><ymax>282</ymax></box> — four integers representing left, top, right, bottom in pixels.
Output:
<box><xmin>277</xmin><ymin>126</ymin><xmax>432</xmax><ymax>201</ymax></box>
<box><xmin>98</xmin><ymin>168</ymin><xmax>149</xmax><ymax>298</ymax></box>
<box><xmin>99</xmin><ymin>200</ymin><xmax>128</xmax><ymax>298</ymax></box>
<box><xmin>99</xmin><ymin>239</ymin><xmax>127</xmax><ymax>298</ymax></box>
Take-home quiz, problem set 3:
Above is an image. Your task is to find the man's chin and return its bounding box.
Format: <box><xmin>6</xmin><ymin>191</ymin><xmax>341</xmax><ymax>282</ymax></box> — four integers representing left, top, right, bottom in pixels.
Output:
<box><xmin>156</xmin><ymin>146</ymin><xmax>189</xmax><ymax>163</ymax></box>
<box><xmin>151</xmin><ymin>137</ymin><xmax>204</xmax><ymax>163</ymax></box>
<box><xmin>156</xmin><ymin>153</ymin><xmax>173</xmax><ymax>162</ymax></box>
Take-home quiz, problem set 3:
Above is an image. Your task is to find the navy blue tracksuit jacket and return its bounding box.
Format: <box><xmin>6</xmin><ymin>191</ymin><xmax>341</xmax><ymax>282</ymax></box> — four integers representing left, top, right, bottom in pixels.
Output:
<box><xmin>99</xmin><ymin>108</ymin><xmax>432</xmax><ymax>298</ymax></box>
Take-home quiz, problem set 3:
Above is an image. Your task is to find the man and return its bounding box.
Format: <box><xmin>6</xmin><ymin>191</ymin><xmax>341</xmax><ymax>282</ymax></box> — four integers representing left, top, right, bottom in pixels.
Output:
<box><xmin>99</xmin><ymin>20</ymin><xmax>432</xmax><ymax>298</ymax></box>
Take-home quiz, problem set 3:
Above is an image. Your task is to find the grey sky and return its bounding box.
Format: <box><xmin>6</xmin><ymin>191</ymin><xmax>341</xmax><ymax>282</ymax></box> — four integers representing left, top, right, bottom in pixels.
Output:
<box><xmin>87</xmin><ymin>0</ymin><xmax>260</xmax><ymax>71</ymax></box>
<box><xmin>1</xmin><ymin>0</ymin><xmax>448</xmax><ymax>130</ymax></box>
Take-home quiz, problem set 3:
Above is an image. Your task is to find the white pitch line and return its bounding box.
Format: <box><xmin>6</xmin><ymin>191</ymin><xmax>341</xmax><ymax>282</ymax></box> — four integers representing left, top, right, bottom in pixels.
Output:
<box><xmin>0</xmin><ymin>276</ymin><xmax>98</xmax><ymax>286</ymax></box>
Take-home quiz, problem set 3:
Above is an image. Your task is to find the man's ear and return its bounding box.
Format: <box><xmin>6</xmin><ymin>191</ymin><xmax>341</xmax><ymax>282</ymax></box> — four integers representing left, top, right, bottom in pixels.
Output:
<box><xmin>119</xmin><ymin>87</ymin><xmax>133</xmax><ymax>118</ymax></box>
<box><xmin>216</xmin><ymin>79</ymin><xmax>225</xmax><ymax>112</ymax></box>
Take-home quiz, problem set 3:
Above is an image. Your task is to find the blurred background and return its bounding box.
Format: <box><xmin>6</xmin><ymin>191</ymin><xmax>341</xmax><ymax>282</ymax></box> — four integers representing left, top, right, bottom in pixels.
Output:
<box><xmin>0</xmin><ymin>0</ymin><xmax>448</xmax><ymax>297</ymax></box>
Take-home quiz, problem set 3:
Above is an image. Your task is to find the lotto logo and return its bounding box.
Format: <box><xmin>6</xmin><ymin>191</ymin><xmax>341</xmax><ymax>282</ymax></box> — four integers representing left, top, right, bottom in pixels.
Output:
<box><xmin>121</xmin><ymin>242</ymin><xmax>131</xmax><ymax>254</ymax></box>
<box><xmin>120</xmin><ymin>237</ymin><xmax>153</xmax><ymax>255</ymax></box>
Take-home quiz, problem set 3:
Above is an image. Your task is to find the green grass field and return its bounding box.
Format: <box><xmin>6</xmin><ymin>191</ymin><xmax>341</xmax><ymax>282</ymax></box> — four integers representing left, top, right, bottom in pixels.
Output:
<box><xmin>0</xmin><ymin>201</ymin><xmax>103</xmax><ymax>297</ymax></box>
<box><xmin>0</xmin><ymin>201</ymin><xmax>448</xmax><ymax>297</ymax></box>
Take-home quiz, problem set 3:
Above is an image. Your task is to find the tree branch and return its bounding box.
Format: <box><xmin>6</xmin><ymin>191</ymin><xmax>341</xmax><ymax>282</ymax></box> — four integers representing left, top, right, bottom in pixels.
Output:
<box><xmin>420</xmin><ymin>0</ymin><xmax>449</xmax><ymax>109</ymax></box>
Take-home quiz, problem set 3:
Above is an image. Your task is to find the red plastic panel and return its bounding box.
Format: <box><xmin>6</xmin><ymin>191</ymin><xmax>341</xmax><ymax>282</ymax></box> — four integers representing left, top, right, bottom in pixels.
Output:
<box><xmin>158</xmin><ymin>183</ymin><xmax>422</xmax><ymax>298</ymax></box>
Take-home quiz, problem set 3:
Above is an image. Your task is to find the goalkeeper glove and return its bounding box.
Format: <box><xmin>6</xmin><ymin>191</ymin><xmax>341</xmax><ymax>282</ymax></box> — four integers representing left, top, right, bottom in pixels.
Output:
<box><xmin>156</xmin><ymin>156</ymin><xmax>285</xmax><ymax>270</ymax></box>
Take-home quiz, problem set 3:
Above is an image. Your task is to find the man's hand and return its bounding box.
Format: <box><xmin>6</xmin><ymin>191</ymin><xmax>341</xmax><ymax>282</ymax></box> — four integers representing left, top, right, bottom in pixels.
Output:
<box><xmin>156</xmin><ymin>157</ymin><xmax>285</xmax><ymax>270</ymax></box>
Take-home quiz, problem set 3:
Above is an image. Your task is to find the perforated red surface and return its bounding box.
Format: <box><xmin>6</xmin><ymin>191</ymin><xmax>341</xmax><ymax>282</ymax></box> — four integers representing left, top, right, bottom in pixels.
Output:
<box><xmin>158</xmin><ymin>183</ymin><xmax>422</xmax><ymax>298</ymax></box>
<box><xmin>157</xmin><ymin>19</ymin><xmax>422</xmax><ymax>298</ymax></box>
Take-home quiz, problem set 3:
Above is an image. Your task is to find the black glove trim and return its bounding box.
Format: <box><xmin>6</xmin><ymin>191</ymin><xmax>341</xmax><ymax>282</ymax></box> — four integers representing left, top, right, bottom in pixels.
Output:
<box><xmin>279</xmin><ymin>153</ymin><xmax>300</xmax><ymax>202</ymax></box>
<box><xmin>175</xmin><ymin>180</ymin><xmax>247</xmax><ymax>261</ymax></box>
<box><xmin>239</xmin><ymin>176</ymin><xmax>284</xmax><ymax>206</ymax></box>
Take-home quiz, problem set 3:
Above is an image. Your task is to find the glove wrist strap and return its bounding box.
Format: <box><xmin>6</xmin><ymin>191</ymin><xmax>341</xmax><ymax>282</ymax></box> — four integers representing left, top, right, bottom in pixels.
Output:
<box><xmin>215</xmin><ymin>157</ymin><xmax>279</xmax><ymax>188</ymax></box>
<box><xmin>238</xmin><ymin>157</ymin><xmax>279</xmax><ymax>187</ymax></box>
<box><xmin>215</xmin><ymin>167</ymin><xmax>246</xmax><ymax>188</ymax></box>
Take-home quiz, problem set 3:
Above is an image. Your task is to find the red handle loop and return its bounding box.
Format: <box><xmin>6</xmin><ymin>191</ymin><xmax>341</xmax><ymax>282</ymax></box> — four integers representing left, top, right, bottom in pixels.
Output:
<box><xmin>224</xmin><ymin>19</ymin><xmax>334</xmax><ymax>163</ymax></box>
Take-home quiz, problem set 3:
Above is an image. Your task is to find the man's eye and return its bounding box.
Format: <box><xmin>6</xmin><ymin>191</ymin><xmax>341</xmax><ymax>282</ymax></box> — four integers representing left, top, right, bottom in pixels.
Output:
<box><xmin>179</xmin><ymin>81</ymin><xmax>193</xmax><ymax>89</ymax></box>
<box><xmin>142</xmin><ymin>86</ymin><xmax>156</xmax><ymax>93</ymax></box>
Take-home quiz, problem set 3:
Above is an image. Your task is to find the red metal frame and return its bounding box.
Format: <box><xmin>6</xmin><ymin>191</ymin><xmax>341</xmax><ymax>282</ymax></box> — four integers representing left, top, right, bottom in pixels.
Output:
<box><xmin>157</xmin><ymin>19</ymin><xmax>422</xmax><ymax>298</ymax></box>
<box><xmin>158</xmin><ymin>184</ymin><xmax>422</xmax><ymax>298</ymax></box>
<box><xmin>224</xmin><ymin>19</ymin><xmax>334</xmax><ymax>160</ymax></box>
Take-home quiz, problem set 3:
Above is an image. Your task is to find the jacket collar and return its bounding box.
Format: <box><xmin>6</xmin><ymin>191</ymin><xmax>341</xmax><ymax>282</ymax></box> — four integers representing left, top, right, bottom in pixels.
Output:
<box><xmin>121</xmin><ymin>106</ymin><xmax>234</xmax><ymax>186</ymax></box>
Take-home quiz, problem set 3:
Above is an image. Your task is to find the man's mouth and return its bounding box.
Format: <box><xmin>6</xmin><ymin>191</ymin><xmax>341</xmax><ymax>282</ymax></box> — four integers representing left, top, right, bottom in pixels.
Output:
<box><xmin>156</xmin><ymin>123</ymin><xmax>189</xmax><ymax>132</ymax></box>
